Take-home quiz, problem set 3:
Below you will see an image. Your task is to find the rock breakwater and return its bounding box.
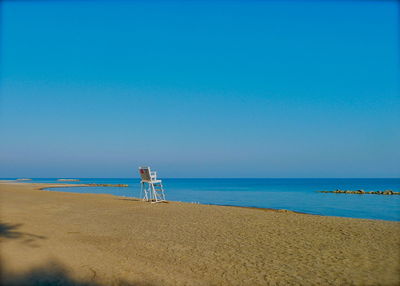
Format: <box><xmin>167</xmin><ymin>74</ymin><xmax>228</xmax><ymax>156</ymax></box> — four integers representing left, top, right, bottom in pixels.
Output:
<box><xmin>319</xmin><ymin>189</ymin><xmax>399</xmax><ymax>195</ymax></box>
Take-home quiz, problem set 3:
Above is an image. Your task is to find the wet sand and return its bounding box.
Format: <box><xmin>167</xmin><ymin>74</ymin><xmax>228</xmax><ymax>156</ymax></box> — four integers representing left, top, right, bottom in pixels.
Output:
<box><xmin>1</xmin><ymin>182</ymin><xmax>399</xmax><ymax>285</ymax></box>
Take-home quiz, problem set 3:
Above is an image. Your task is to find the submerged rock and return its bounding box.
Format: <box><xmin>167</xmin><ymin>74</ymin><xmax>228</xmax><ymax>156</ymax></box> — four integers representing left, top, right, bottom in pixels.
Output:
<box><xmin>87</xmin><ymin>183</ymin><xmax>128</xmax><ymax>187</ymax></box>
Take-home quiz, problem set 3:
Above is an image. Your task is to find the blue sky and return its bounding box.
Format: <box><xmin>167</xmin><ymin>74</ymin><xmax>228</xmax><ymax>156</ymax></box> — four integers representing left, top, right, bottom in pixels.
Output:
<box><xmin>0</xmin><ymin>0</ymin><xmax>399</xmax><ymax>178</ymax></box>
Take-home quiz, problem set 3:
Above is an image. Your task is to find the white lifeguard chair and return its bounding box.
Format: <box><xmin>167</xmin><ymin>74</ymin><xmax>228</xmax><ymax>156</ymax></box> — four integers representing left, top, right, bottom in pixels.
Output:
<box><xmin>138</xmin><ymin>167</ymin><xmax>166</xmax><ymax>203</ymax></box>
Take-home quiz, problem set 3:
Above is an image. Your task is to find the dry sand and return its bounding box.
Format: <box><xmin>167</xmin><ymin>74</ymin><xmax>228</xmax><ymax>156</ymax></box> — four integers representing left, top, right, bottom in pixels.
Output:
<box><xmin>1</xmin><ymin>182</ymin><xmax>399</xmax><ymax>286</ymax></box>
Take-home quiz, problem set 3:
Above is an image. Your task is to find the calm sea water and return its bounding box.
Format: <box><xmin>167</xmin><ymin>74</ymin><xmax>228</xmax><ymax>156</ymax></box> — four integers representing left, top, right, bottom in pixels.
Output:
<box><xmin>6</xmin><ymin>178</ymin><xmax>400</xmax><ymax>221</ymax></box>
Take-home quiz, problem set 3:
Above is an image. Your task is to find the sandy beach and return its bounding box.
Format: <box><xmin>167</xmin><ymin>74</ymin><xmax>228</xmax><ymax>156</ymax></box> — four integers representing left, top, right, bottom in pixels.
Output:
<box><xmin>1</xmin><ymin>182</ymin><xmax>399</xmax><ymax>286</ymax></box>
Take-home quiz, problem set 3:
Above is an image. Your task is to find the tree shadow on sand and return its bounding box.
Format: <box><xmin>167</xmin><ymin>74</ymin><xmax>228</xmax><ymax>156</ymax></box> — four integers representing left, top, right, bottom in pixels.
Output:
<box><xmin>0</xmin><ymin>222</ymin><xmax>25</xmax><ymax>239</ymax></box>
<box><xmin>0</xmin><ymin>222</ymin><xmax>46</xmax><ymax>246</ymax></box>
<box><xmin>2</xmin><ymin>260</ymin><xmax>157</xmax><ymax>286</ymax></box>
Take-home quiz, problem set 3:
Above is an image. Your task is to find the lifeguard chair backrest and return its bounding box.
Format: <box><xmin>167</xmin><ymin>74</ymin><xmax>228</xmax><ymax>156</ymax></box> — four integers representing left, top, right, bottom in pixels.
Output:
<box><xmin>139</xmin><ymin>167</ymin><xmax>151</xmax><ymax>181</ymax></box>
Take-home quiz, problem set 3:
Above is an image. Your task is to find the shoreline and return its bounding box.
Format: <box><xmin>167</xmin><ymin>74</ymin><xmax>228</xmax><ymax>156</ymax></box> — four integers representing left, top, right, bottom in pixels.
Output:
<box><xmin>41</xmin><ymin>183</ymin><xmax>310</xmax><ymax>216</ymax></box>
<box><xmin>27</xmin><ymin>182</ymin><xmax>347</xmax><ymax>220</ymax></box>
<box><xmin>6</xmin><ymin>181</ymin><xmax>397</xmax><ymax>221</ymax></box>
<box><xmin>1</xmin><ymin>181</ymin><xmax>400</xmax><ymax>285</ymax></box>
<box><xmin>38</xmin><ymin>182</ymin><xmax>397</xmax><ymax>222</ymax></box>
<box><xmin>6</xmin><ymin>180</ymin><xmax>307</xmax><ymax>214</ymax></box>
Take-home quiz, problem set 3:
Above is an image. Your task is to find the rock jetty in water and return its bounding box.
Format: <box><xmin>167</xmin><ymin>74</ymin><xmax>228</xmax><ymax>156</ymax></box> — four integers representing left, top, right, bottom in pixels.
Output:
<box><xmin>319</xmin><ymin>189</ymin><xmax>400</xmax><ymax>195</ymax></box>
<box><xmin>16</xmin><ymin>178</ymin><xmax>32</xmax><ymax>181</ymax></box>
<box><xmin>87</xmin><ymin>183</ymin><xmax>128</xmax><ymax>187</ymax></box>
<box><xmin>58</xmin><ymin>179</ymin><xmax>80</xmax><ymax>182</ymax></box>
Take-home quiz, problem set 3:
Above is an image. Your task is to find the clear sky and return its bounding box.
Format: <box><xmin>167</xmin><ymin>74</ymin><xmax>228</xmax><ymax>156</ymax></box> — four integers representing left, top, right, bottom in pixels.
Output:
<box><xmin>0</xmin><ymin>0</ymin><xmax>399</xmax><ymax>178</ymax></box>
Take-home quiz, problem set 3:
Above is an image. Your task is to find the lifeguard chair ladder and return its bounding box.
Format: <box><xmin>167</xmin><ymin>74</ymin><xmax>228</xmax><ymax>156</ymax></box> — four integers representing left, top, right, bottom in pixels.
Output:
<box><xmin>138</xmin><ymin>167</ymin><xmax>166</xmax><ymax>203</ymax></box>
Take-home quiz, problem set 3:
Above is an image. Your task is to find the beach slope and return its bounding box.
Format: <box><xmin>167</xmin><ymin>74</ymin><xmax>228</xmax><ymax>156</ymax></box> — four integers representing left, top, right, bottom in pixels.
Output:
<box><xmin>1</xmin><ymin>182</ymin><xmax>399</xmax><ymax>285</ymax></box>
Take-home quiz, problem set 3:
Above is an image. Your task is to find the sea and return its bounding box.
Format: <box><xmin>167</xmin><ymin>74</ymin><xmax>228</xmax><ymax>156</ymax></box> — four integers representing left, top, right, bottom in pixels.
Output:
<box><xmin>4</xmin><ymin>178</ymin><xmax>400</xmax><ymax>221</ymax></box>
